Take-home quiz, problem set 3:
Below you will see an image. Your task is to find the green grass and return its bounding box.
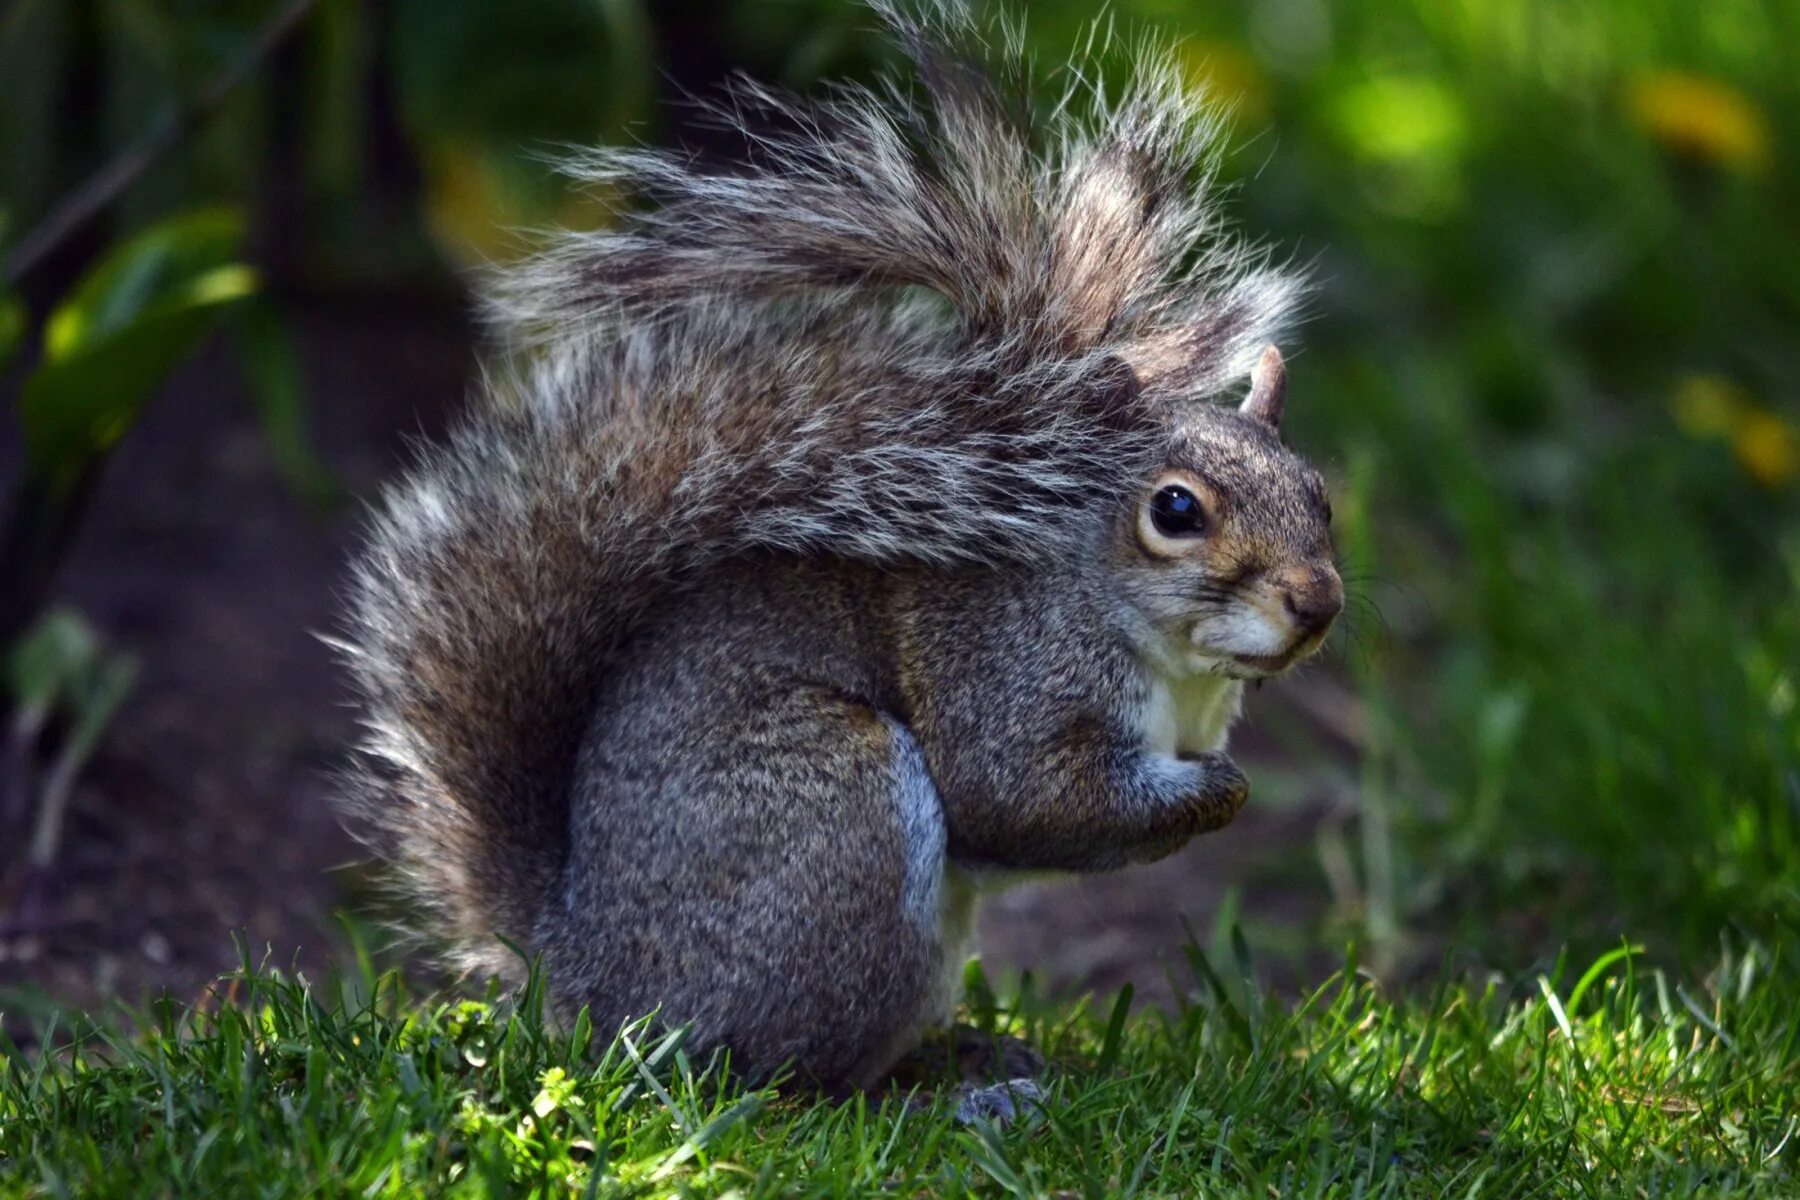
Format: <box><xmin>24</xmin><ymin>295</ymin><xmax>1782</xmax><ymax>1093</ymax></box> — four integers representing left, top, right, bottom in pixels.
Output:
<box><xmin>5</xmin><ymin>940</ymin><xmax>1798</xmax><ymax>1198</ymax></box>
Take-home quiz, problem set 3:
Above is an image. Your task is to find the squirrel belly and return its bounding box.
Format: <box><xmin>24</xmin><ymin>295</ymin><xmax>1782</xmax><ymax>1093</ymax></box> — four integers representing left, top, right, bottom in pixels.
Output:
<box><xmin>1139</xmin><ymin>670</ymin><xmax>1246</xmax><ymax>759</ymax></box>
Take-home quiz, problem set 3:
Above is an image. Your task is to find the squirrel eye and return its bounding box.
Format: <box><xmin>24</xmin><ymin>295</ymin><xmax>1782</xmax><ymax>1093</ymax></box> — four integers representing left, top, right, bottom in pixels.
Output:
<box><xmin>1149</xmin><ymin>485</ymin><xmax>1207</xmax><ymax>538</ymax></box>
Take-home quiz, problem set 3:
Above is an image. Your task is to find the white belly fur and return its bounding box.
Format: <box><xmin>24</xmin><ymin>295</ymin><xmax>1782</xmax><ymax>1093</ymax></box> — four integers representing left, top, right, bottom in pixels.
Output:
<box><xmin>1139</xmin><ymin>670</ymin><xmax>1245</xmax><ymax>757</ymax></box>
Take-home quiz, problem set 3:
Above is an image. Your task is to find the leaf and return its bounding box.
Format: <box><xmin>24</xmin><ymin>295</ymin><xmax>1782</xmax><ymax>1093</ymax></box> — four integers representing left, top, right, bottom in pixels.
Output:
<box><xmin>57</xmin><ymin>647</ymin><xmax>137</xmax><ymax>772</ymax></box>
<box><xmin>1098</xmin><ymin>983</ymin><xmax>1133</xmax><ymax>1074</ymax></box>
<box><xmin>302</xmin><ymin>0</ymin><xmax>368</xmax><ymax>206</ymax></box>
<box><xmin>0</xmin><ymin>3</ymin><xmax>69</xmax><ymax>224</ymax></box>
<box><xmin>5</xmin><ymin>607</ymin><xmax>135</xmax><ymax>743</ymax></box>
<box><xmin>227</xmin><ymin>301</ymin><xmax>341</xmax><ymax>510</ymax></box>
<box><xmin>14</xmin><ymin>607</ymin><xmax>136</xmax><ymax>870</ymax></box>
<box><xmin>0</xmin><ymin>292</ymin><xmax>23</xmax><ymax>375</ymax></box>
<box><xmin>1567</xmin><ymin>944</ymin><xmax>1644</xmax><ymax>1016</ymax></box>
<box><xmin>647</xmin><ymin>1095</ymin><xmax>763</xmax><ymax>1182</ymax></box>
<box><xmin>41</xmin><ymin>208</ymin><xmax>244</xmax><ymax>359</ymax></box>
<box><xmin>5</xmin><ymin>608</ymin><xmax>101</xmax><ymax>714</ymax></box>
<box><xmin>389</xmin><ymin>0</ymin><xmax>647</xmax><ymax>148</ymax></box>
<box><xmin>19</xmin><ymin>208</ymin><xmax>256</xmax><ymax>490</ymax></box>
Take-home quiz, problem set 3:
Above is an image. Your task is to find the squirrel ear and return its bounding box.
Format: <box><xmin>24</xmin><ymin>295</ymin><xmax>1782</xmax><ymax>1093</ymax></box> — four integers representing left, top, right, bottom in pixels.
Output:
<box><xmin>1239</xmin><ymin>344</ymin><xmax>1287</xmax><ymax>429</ymax></box>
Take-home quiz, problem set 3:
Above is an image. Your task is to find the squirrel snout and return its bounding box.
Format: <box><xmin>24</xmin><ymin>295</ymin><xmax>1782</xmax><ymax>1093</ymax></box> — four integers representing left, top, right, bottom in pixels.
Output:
<box><xmin>1278</xmin><ymin>567</ymin><xmax>1344</xmax><ymax>640</ymax></box>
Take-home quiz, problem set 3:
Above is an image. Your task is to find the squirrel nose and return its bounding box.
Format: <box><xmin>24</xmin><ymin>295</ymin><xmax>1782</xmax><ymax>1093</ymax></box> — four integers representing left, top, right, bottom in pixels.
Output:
<box><xmin>1280</xmin><ymin>569</ymin><xmax>1344</xmax><ymax>639</ymax></box>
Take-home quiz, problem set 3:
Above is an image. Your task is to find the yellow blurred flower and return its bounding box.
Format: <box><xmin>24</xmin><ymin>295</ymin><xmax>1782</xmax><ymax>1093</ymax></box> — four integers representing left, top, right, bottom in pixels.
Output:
<box><xmin>1734</xmin><ymin>409</ymin><xmax>1800</xmax><ymax>489</ymax></box>
<box><xmin>419</xmin><ymin>144</ymin><xmax>520</xmax><ymax>266</ymax></box>
<box><xmin>1628</xmin><ymin>70</ymin><xmax>1771</xmax><ymax>173</ymax></box>
<box><xmin>419</xmin><ymin>141</ymin><xmax>617</xmax><ymax>268</ymax></box>
<box><xmin>1671</xmin><ymin>374</ymin><xmax>1745</xmax><ymax>438</ymax></box>
<box><xmin>1178</xmin><ymin>41</ymin><xmax>1268</xmax><ymax>122</ymax></box>
<box><xmin>1671</xmin><ymin>374</ymin><xmax>1798</xmax><ymax>488</ymax></box>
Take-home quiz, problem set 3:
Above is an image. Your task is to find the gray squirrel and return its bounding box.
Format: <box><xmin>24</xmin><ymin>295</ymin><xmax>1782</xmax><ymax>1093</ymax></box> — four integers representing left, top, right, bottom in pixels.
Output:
<box><xmin>337</xmin><ymin>3</ymin><xmax>1340</xmax><ymax>1092</ymax></box>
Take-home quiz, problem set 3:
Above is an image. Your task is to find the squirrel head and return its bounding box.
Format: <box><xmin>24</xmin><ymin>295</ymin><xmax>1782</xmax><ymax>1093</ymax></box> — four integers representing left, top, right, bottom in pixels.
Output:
<box><xmin>1113</xmin><ymin>346</ymin><xmax>1342</xmax><ymax>680</ymax></box>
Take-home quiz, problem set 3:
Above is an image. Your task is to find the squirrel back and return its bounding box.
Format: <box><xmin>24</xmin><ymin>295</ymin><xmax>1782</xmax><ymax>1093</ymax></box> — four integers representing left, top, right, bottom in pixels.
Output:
<box><xmin>337</xmin><ymin>3</ymin><xmax>1300</xmax><ymax>976</ymax></box>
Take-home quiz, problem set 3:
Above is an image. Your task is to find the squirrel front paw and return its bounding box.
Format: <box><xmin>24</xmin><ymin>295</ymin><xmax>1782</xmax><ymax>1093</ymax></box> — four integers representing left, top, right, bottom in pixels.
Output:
<box><xmin>1178</xmin><ymin>750</ymin><xmax>1250</xmax><ymax>832</ymax></box>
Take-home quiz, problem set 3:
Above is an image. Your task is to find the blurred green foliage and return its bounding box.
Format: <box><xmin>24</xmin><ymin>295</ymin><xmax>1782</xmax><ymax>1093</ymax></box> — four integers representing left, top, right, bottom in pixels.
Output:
<box><xmin>0</xmin><ymin>294</ymin><xmax>22</xmax><ymax>375</ymax></box>
<box><xmin>5</xmin><ymin>607</ymin><xmax>137</xmax><ymax>869</ymax></box>
<box><xmin>1200</xmin><ymin>0</ymin><xmax>1800</xmax><ymax>960</ymax></box>
<box><xmin>1130</xmin><ymin>0</ymin><xmax>1800</xmax><ymax>962</ymax></box>
<box><xmin>22</xmin><ymin>208</ymin><xmax>255</xmax><ymax>497</ymax></box>
<box><xmin>0</xmin><ymin>0</ymin><xmax>1795</xmax><ymax>967</ymax></box>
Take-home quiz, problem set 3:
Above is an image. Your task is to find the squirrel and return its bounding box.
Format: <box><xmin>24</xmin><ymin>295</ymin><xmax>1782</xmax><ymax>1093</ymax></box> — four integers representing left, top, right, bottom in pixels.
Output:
<box><xmin>336</xmin><ymin>3</ymin><xmax>1340</xmax><ymax>1093</ymax></box>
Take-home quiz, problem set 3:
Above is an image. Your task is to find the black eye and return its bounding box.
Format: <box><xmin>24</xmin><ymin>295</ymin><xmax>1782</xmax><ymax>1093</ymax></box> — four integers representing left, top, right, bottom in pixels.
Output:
<box><xmin>1149</xmin><ymin>485</ymin><xmax>1207</xmax><ymax>538</ymax></box>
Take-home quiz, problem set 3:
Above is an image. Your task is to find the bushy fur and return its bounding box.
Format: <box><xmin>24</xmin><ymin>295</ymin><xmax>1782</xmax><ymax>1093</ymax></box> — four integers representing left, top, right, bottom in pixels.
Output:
<box><xmin>338</xmin><ymin>3</ymin><xmax>1301</xmax><ymax>986</ymax></box>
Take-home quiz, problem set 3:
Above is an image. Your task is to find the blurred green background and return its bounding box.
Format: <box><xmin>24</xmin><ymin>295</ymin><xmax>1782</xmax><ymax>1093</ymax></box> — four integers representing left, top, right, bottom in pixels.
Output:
<box><xmin>1</xmin><ymin>0</ymin><xmax>1796</xmax><ymax>998</ymax></box>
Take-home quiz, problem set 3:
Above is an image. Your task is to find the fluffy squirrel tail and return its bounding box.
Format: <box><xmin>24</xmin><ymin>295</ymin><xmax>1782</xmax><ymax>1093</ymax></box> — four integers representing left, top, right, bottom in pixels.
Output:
<box><xmin>337</xmin><ymin>3</ymin><xmax>1301</xmax><ymax>975</ymax></box>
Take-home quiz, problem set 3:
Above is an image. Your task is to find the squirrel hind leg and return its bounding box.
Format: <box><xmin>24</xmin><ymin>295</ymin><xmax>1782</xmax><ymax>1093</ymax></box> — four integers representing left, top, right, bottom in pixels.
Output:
<box><xmin>546</xmin><ymin>669</ymin><xmax>963</xmax><ymax>1092</ymax></box>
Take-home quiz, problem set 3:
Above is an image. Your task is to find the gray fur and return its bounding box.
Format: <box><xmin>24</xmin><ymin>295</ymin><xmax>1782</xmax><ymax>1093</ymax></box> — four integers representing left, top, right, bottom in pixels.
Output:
<box><xmin>336</xmin><ymin>3</ymin><xmax>1325</xmax><ymax>1089</ymax></box>
<box><xmin>887</xmin><ymin>718</ymin><xmax>950</xmax><ymax>934</ymax></box>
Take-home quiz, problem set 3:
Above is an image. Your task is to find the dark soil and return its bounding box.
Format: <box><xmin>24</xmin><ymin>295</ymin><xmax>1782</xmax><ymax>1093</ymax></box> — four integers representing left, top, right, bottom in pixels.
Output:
<box><xmin>0</xmin><ymin>299</ymin><xmax>1356</xmax><ymax>1028</ymax></box>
